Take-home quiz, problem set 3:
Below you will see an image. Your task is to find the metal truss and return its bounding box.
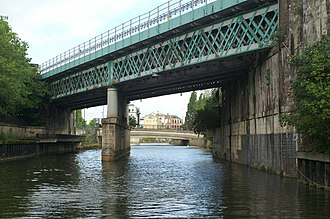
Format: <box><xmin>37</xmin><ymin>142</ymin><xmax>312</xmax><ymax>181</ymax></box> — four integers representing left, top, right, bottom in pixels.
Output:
<box><xmin>49</xmin><ymin>4</ymin><xmax>278</xmax><ymax>99</ymax></box>
<box><xmin>41</xmin><ymin>0</ymin><xmax>217</xmax><ymax>74</ymax></box>
<box><xmin>50</xmin><ymin>63</ymin><xmax>109</xmax><ymax>99</ymax></box>
<box><xmin>113</xmin><ymin>4</ymin><xmax>278</xmax><ymax>82</ymax></box>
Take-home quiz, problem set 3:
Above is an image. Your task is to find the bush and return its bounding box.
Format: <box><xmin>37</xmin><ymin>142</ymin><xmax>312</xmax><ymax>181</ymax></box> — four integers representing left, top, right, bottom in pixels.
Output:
<box><xmin>284</xmin><ymin>36</ymin><xmax>330</xmax><ymax>154</ymax></box>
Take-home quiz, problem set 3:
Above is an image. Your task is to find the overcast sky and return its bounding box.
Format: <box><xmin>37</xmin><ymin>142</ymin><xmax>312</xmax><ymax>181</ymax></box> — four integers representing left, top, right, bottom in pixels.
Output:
<box><xmin>0</xmin><ymin>0</ymin><xmax>198</xmax><ymax>121</ymax></box>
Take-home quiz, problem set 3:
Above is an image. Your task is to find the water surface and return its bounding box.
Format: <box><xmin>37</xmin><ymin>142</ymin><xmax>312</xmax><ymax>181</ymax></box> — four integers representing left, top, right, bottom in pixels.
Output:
<box><xmin>0</xmin><ymin>145</ymin><xmax>329</xmax><ymax>218</ymax></box>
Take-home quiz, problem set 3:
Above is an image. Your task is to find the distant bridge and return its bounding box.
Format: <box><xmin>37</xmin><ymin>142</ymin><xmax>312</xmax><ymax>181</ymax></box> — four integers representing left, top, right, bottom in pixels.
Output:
<box><xmin>131</xmin><ymin>129</ymin><xmax>201</xmax><ymax>140</ymax></box>
<box><xmin>97</xmin><ymin>128</ymin><xmax>204</xmax><ymax>145</ymax></box>
<box><xmin>40</xmin><ymin>0</ymin><xmax>280</xmax><ymax>161</ymax></box>
<box><xmin>41</xmin><ymin>0</ymin><xmax>278</xmax><ymax>109</ymax></box>
<box><xmin>131</xmin><ymin>129</ymin><xmax>206</xmax><ymax>146</ymax></box>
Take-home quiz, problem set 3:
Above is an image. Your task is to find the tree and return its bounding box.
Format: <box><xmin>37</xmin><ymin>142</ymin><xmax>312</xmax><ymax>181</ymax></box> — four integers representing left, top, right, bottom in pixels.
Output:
<box><xmin>192</xmin><ymin>89</ymin><xmax>221</xmax><ymax>140</ymax></box>
<box><xmin>0</xmin><ymin>18</ymin><xmax>49</xmax><ymax>123</ymax></box>
<box><xmin>16</xmin><ymin>73</ymin><xmax>50</xmax><ymax>124</ymax></box>
<box><xmin>183</xmin><ymin>91</ymin><xmax>197</xmax><ymax>130</ymax></box>
<box><xmin>129</xmin><ymin>115</ymin><xmax>137</xmax><ymax>129</ymax></box>
<box><xmin>76</xmin><ymin>110</ymin><xmax>87</xmax><ymax>129</ymax></box>
<box><xmin>87</xmin><ymin>118</ymin><xmax>98</xmax><ymax>128</ymax></box>
<box><xmin>283</xmin><ymin>36</ymin><xmax>330</xmax><ymax>154</ymax></box>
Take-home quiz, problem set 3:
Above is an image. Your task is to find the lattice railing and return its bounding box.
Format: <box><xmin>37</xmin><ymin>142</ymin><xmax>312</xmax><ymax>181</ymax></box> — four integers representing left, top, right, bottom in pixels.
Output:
<box><xmin>49</xmin><ymin>4</ymin><xmax>278</xmax><ymax>99</ymax></box>
<box><xmin>40</xmin><ymin>0</ymin><xmax>217</xmax><ymax>74</ymax></box>
<box><xmin>50</xmin><ymin>63</ymin><xmax>109</xmax><ymax>99</ymax></box>
<box><xmin>112</xmin><ymin>4</ymin><xmax>278</xmax><ymax>82</ymax></box>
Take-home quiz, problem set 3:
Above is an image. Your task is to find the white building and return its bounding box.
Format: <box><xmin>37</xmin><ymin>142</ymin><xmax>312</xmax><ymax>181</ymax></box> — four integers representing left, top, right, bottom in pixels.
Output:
<box><xmin>128</xmin><ymin>104</ymin><xmax>140</xmax><ymax>125</ymax></box>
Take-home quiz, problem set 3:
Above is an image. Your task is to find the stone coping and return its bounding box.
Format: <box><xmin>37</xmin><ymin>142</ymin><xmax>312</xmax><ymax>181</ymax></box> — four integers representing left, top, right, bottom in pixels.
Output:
<box><xmin>297</xmin><ymin>152</ymin><xmax>330</xmax><ymax>163</ymax></box>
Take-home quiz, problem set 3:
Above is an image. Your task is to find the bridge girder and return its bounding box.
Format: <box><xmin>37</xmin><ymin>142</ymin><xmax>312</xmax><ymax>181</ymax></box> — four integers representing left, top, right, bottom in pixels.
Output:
<box><xmin>46</xmin><ymin>2</ymin><xmax>278</xmax><ymax>109</ymax></box>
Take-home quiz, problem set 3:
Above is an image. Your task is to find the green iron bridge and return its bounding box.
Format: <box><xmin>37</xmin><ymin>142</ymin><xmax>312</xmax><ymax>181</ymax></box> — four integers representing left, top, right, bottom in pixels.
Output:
<box><xmin>41</xmin><ymin>0</ymin><xmax>279</xmax><ymax>109</ymax></box>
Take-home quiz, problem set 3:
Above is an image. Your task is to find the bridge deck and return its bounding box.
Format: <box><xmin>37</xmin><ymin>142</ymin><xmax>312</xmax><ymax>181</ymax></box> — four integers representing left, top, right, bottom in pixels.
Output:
<box><xmin>41</xmin><ymin>0</ymin><xmax>278</xmax><ymax>109</ymax></box>
<box><xmin>41</xmin><ymin>0</ymin><xmax>276</xmax><ymax>79</ymax></box>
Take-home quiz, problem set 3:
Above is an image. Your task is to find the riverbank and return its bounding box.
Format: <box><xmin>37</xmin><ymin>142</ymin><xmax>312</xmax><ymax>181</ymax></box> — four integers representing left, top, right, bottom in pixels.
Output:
<box><xmin>0</xmin><ymin>123</ymin><xmax>83</xmax><ymax>161</ymax></box>
<box><xmin>0</xmin><ymin>140</ymin><xmax>79</xmax><ymax>162</ymax></box>
<box><xmin>297</xmin><ymin>152</ymin><xmax>330</xmax><ymax>190</ymax></box>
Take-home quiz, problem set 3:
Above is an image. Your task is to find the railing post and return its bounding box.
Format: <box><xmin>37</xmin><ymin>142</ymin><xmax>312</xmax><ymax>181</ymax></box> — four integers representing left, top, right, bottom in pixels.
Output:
<box><xmin>115</xmin><ymin>26</ymin><xmax>117</xmax><ymax>42</ymax></box>
<box><xmin>157</xmin><ymin>6</ymin><xmax>160</xmax><ymax>24</ymax></box>
<box><xmin>107</xmin><ymin>30</ymin><xmax>110</xmax><ymax>46</ymax></box>
<box><xmin>138</xmin><ymin>15</ymin><xmax>141</xmax><ymax>32</ymax></box>
<box><xmin>179</xmin><ymin>0</ymin><xmax>182</xmax><ymax>16</ymax></box>
<box><xmin>89</xmin><ymin>40</ymin><xmax>91</xmax><ymax>54</ymax></box>
<box><xmin>148</xmin><ymin>11</ymin><xmax>150</xmax><ymax>28</ymax></box>
<box><xmin>122</xmin><ymin>23</ymin><xmax>124</xmax><ymax>39</ymax></box>
<box><xmin>130</xmin><ymin>19</ymin><xmax>132</xmax><ymax>36</ymax></box>
<box><xmin>101</xmin><ymin>33</ymin><xmax>103</xmax><ymax>49</ymax></box>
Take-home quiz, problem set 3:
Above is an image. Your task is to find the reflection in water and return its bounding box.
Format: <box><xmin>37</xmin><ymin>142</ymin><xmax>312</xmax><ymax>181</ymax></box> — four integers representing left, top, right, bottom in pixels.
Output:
<box><xmin>102</xmin><ymin>158</ymin><xmax>130</xmax><ymax>218</ymax></box>
<box><xmin>222</xmin><ymin>163</ymin><xmax>301</xmax><ymax>218</ymax></box>
<box><xmin>0</xmin><ymin>145</ymin><xmax>329</xmax><ymax>218</ymax></box>
<box><xmin>124</xmin><ymin>145</ymin><xmax>225</xmax><ymax>218</ymax></box>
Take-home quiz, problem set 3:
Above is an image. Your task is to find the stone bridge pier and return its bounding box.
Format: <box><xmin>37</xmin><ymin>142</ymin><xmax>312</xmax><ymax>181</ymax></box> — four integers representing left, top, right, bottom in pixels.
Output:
<box><xmin>101</xmin><ymin>87</ymin><xmax>130</xmax><ymax>161</ymax></box>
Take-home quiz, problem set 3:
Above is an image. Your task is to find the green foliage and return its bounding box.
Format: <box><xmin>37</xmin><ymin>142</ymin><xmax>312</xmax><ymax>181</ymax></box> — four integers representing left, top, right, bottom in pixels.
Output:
<box><xmin>183</xmin><ymin>91</ymin><xmax>197</xmax><ymax>130</ymax></box>
<box><xmin>16</xmin><ymin>74</ymin><xmax>50</xmax><ymax>125</ymax></box>
<box><xmin>0</xmin><ymin>18</ymin><xmax>49</xmax><ymax>124</ymax></box>
<box><xmin>75</xmin><ymin>114</ymin><xmax>100</xmax><ymax>145</ymax></box>
<box><xmin>141</xmin><ymin>138</ymin><xmax>158</xmax><ymax>143</ymax></box>
<box><xmin>76</xmin><ymin>110</ymin><xmax>87</xmax><ymax>129</ymax></box>
<box><xmin>87</xmin><ymin>118</ymin><xmax>98</xmax><ymax>128</ymax></box>
<box><xmin>192</xmin><ymin>89</ymin><xmax>221</xmax><ymax>140</ymax></box>
<box><xmin>285</xmin><ymin>36</ymin><xmax>330</xmax><ymax>154</ymax></box>
<box><xmin>83</xmin><ymin>127</ymin><xmax>98</xmax><ymax>145</ymax></box>
<box><xmin>271</xmin><ymin>28</ymin><xmax>286</xmax><ymax>46</ymax></box>
<box><xmin>0</xmin><ymin>133</ymin><xmax>18</xmax><ymax>142</ymax></box>
<box><xmin>129</xmin><ymin>115</ymin><xmax>137</xmax><ymax>129</ymax></box>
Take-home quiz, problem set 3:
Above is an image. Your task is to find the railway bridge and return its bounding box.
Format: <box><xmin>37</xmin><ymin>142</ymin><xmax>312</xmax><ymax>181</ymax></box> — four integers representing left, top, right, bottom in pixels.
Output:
<box><xmin>41</xmin><ymin>0</ymin><xmax>280</xmax><ymax>162</ymax></box>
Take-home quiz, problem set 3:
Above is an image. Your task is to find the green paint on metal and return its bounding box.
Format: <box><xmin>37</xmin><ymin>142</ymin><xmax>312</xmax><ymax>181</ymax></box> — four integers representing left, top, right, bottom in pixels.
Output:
<box><xmin>112</xmin><ymin>4</ymin><xmax>278</xmax><ymax>82</ymax></box>
<box><xmin>41</xmin><ymin>0</ymin><xmax>252</xmax><ymax>79</ymax></box>
<box><xmin>48</xmin><ymin>3</ymin><xmax>279</xmax><ymax>99</ymax></box>
<box><xmin>107</xmin><ymin>61</ymin><xmax>113</xmax><ymax>85</ymax></box>
<box><xmin>50</xmin><ymin>63</ymin><xmax>110</xmax><ymax>99</ymax></box>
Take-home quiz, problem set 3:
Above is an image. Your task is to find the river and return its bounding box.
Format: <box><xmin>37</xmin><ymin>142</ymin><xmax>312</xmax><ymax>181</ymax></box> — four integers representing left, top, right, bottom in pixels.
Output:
<box><xmin>0</xmin><ymin>144</ymin><xmax>329</xmax><ymax>218</ymax></box>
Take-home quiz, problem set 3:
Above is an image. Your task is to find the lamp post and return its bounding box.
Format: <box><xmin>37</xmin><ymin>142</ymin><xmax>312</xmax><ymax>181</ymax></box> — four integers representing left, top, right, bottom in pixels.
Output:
<box><xmin>137</xmin><ymin>108</ymin><xmax>141</xmax><ymax>127</ymax></box>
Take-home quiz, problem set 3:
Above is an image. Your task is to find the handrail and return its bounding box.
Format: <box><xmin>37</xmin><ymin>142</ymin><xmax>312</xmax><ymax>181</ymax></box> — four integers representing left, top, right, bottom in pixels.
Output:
<box><xmin>40</xmin><ymin>0</ymin><xmax>216</xmax><ymax>74</ymax></box>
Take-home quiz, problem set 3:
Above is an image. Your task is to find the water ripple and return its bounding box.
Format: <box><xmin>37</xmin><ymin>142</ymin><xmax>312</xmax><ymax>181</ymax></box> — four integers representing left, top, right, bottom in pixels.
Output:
<box><xmin>0</xmin><ymin>146</ymin><xmax>329</xmax><ymax>218</ymax></box>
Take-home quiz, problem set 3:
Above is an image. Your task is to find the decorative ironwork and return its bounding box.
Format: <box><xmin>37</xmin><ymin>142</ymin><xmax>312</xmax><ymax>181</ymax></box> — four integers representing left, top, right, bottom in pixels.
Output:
<box><xmin>113</xmin><ymin>4</ymin><xmax>278</xmax><ymax>82</ymax></box>
<box><xmin>50</xmin><ymin>63</ymin><xmax>109</xmax><ymax>99</ymax></box>
<box><xmin>40</xmin><ymin>0</ymin><xmax>218</xmax><ymax>74</ymax></box>
<box><xmin>48</xmin><ymin>4</ymin><xmax>278</xmax><ymax>99</ymax></box>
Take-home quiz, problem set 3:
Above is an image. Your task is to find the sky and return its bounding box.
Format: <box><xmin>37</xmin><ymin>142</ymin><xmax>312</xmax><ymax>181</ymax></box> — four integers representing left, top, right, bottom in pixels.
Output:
<box><xmin>0</xmin><ymin>0</ymin><xmax>198</xmax><ymax>121</ymax></box>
